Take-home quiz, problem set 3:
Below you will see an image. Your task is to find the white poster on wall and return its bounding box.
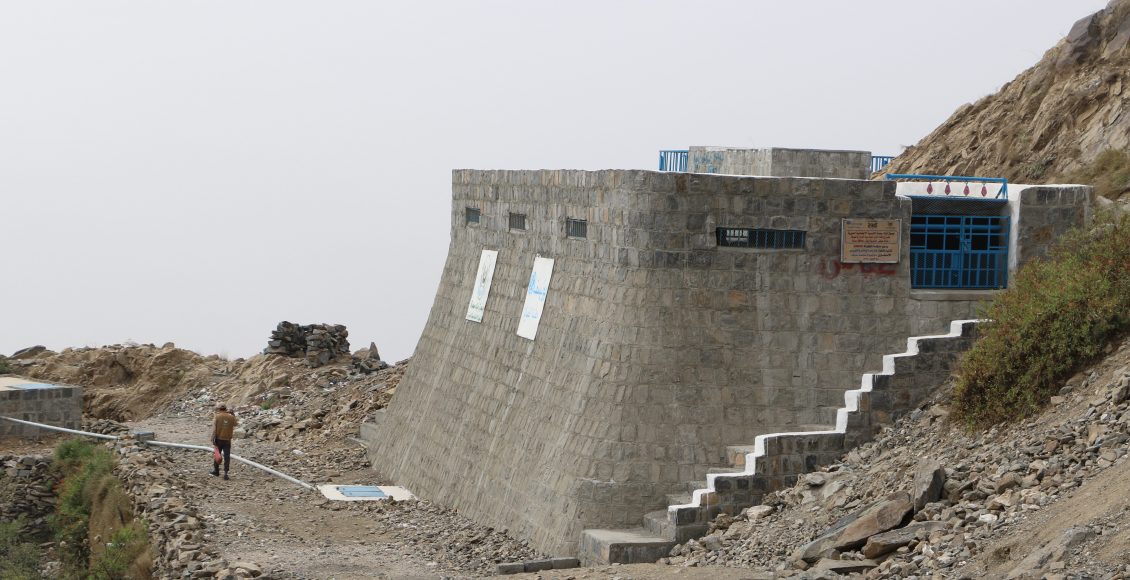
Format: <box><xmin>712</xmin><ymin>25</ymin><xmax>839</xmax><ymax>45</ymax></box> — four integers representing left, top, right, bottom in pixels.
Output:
<box><xmin>517</xmin><ymin>256</ymin><xmax>554</xmax><ymax>340</ymax></box>
<box><xmin>465</xmin><ymin>249</ymin><xmax>498</xmax><ymax>323</ymax></box>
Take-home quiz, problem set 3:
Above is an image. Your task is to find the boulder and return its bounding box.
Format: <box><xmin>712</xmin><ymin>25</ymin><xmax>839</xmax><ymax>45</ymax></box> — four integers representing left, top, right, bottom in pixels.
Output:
<box><xmin>812</xmin><ymin>558</ymin><xmax>878</xmax><ymax>574</ymax></box>
<box><xmin>912</xmin><ymin>459</ymin><xmax>945</xmax><ymax>511</ymax></box>
<box><xmin>798</xmin><ymin>491</ymin><xmax>913</xmax><ymax>562</ymax></box>
<box><xmin>862</xmin><ymin>521</ymin><xmax>946</xmax><ymax>559</ymax></box>
<box><xmin>10</xmin><ymin>345</ymin><xmax>48</xmax><ymax>359</ymax></box>
<box><xmin>743</xmin><ymin>505</ymin><xmax>775</xmax><ymax>521</ymax></box>
<box><xmin>834</xmin><ymin>491</ymin><xmax>913</xmax><ymax>550</ymax></box>
<box><xmin>994</xmin><ymin>472</ymin><xmax>1022</xmax><ymax>493</ymax></box>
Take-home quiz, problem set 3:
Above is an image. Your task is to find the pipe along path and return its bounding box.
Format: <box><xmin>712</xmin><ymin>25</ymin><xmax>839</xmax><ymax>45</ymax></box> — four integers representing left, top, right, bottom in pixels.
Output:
<box><xmin>0</xmin><ymin>415</ymin><xmax>316</xmax><ymax>491</ymax></box>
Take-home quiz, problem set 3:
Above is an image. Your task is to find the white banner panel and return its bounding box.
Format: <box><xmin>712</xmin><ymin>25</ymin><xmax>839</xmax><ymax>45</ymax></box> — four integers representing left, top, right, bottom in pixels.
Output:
<box><xmin>466</xmin><ymin>249</ymin><xmax>498</xmax><ymax>323</ymax></box>
<box><xmin>517</xmin><ymin>256</ymin><xmax>554</xmax><ymax>340</ymax></box>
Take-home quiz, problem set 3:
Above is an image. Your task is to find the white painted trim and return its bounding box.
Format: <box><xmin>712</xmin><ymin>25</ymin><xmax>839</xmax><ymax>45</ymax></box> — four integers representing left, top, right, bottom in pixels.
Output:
<box><xmin>668</xmin><ymin>319</ymin><xmax>981</xmax><ymax>515</ymax></box>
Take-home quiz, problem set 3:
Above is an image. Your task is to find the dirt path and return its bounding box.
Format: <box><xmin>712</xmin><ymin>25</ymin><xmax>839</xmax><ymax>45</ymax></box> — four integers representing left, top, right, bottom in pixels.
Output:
<box><xmin>128</xmin><ymin>414</ymin><xmax>532</xmax><ymax>579</ymax></box>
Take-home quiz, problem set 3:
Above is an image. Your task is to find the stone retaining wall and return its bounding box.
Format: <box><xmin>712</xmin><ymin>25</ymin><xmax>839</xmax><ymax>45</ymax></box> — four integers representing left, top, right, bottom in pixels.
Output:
<box><xmin>0</xmin><ymin>454</ymin><xmax>58</xmax><ymax>537</ymax></box>
<box><xmin>0</xmin><ymin>381</ymin><xmax>82</xmax><ymax>438</ymax></box>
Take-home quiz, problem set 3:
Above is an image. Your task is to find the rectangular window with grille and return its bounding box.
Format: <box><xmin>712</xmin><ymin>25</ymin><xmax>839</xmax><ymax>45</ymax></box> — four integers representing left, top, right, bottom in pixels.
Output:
<box><xmin>716</xmin><ymin>227</ymin><xmax>806</xmax><ymax>249</ymax></box>
<box><xmin>910</xmin><ymin>214</ymin><xmax>1009</xmax><ymax>289</ymax></box>
<box><xmin>565</xmin><ymin>218</ymin><xmax>587</xmax><ymax>239</ymax></box>
<box><xmin>465</xmin><ymin>207</ymin><xmax>480</xmax><ymax>225</ymax></box>
<box><xmin>508</xmin><ymin>212</ymin><xmax>527</xmax><ymax>231</ymax></box>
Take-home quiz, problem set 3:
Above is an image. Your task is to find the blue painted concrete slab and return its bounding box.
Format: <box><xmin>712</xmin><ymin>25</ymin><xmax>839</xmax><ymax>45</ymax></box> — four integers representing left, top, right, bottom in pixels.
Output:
<box><xmin>338</xmin><ymin>485</ymin><xmax>387</xmax><ymax>498</ymax></box>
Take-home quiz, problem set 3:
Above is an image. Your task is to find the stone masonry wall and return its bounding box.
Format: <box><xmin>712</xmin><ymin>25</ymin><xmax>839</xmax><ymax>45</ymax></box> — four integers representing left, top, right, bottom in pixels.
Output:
<box><xmin>0</xmin><ymin>384</ymin><xmax>82</xmax><ymax>438</ymax></box>
<box><xmin>687</xmin><ymin>148</ymin><xmax>871</xmax><ymax>180</ymax></box>
<box><xmin>366</xmin><ymin>170</ymin><xmax>934</xmax><ymax>556</ymax></box>
<box><xmin>768</xmin><ymin>149</ymin><xmax>872</xmax><ymax>180</ymax></box>
<box><xmin>1015</xmin><ymin>186</ymin><xmax>1093</xmax><ymax>266</ymax></box>
<box><xmin>364</xmin><ymin>171</ymin><xmax>1092</xmax><ymax>557</ymax></box>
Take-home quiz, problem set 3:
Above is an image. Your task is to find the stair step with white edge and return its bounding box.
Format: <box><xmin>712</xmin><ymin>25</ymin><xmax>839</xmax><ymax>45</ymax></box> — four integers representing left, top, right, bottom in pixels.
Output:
<box><xmin>725</xmin><ymin>444</ymin><xmax>757</xmax><ymax>467</ymax></box>
<box><xmin>579</xmin><ymin>528</ymin><xmax>675</xmax><ymax>566</ymax></box>
<box><xmin>642</xmin><ymin>510</ymin><xmax>709</xmax><ymax>543</ymax></box>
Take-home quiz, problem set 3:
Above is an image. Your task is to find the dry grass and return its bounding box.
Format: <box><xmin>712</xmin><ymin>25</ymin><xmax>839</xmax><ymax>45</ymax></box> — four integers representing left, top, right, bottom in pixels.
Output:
<box><xmin>1058</xmin><ymin>148</ymin><xmax>1130</xmax><ymax>201</ymax></box>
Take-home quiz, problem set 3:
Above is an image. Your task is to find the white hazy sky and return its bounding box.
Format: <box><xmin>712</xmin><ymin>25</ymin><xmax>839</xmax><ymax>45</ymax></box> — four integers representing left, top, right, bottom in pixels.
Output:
<box><xmin>0</xmin><ymin>1</ymin><xmax>1109</xmax><ymax>362</ymax></box>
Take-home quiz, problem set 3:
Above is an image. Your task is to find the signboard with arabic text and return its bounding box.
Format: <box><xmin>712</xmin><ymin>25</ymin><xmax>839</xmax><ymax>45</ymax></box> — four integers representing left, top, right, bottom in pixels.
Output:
<box><xmin>840</xmin><ymin>219</ymin><xmax>902</xmax><ymax>264</ymax></box>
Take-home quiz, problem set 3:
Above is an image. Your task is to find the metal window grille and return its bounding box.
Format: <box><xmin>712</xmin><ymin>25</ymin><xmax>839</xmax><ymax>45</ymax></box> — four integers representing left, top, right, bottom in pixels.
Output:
<box><xmin>508</xmin><ymin>212</ymin><xmax>527</xmax><ymax>231</ymax></box>
<box><xmin>658</xmin><ymin>150</ymin><xmax>689</xmax><ymax>172</ymax></box>
<box><xmin>910</xmin><ymin>215</ymin><xmax>1009</xmax><ymax>289</ymax></box>
<box><xmin>465</xmin><ymin>207</ymin><xmax>480</xmax><ymax>224</ymax></box>
<box><xmin>716</xmin><ymin>227</ymin><xmax>806</xmax><ymax>249</ymax></box>
<box><xmin>565</xmin><ymin>218</ymin><xmax>587</xmax><ymax>239</ymax></box>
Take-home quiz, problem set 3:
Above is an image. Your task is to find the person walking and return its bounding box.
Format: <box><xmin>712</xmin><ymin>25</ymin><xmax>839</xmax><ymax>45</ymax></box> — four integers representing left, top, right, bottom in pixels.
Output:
<box><xmin>211</xmin><ymin>403</ymin><xmax>238</xmax><ymax>480</ymax></box>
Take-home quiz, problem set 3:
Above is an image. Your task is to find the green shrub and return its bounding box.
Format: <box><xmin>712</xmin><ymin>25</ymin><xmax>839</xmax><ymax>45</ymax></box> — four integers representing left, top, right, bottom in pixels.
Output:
<box><xmin>88</xmin><ymin>521</ymin><xmax>149</xmax><ymax>580</ymax></box>
<box><xmin>49</xmin><ymin>438</ymin><xmax>152</xmax><ymax>579</ymax></box>
<box><xmin>0</xmin><ymin>355</ymin><xmax>10</xmax><ymax>374</ymax></box>
<box><xmin>0</xmin><ymin>516</ymin><xmax>43</xmax><ymax>579</ymax></box>
<box><xmin>953</xmin><ymin>211</ymin><xmax>1130</xmax><ymax>427</ymax></box>
<box><xmin>52</xmin><ymin>440</ymin><xmax>108</xmax><ymax>575</ymax></box>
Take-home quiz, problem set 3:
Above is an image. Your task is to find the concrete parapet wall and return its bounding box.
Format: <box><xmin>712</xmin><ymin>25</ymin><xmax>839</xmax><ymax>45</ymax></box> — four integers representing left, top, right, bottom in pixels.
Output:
<box><xmin>1014</xmin><ymin>186</ymin><xmax>1093</xmax><ymax>267</ymax></box>
<box><xmin>688</xmin><ymin>147</ymin><xmax>872</xmax><ymax>180</ymax></box>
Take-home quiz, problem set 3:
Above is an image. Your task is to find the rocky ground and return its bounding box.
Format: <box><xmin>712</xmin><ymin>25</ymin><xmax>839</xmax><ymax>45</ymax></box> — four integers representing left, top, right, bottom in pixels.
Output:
<box><xmin>7</xmin><ymin>330</ymin><xmax>1130</xmax><ymax>578</ymax></box>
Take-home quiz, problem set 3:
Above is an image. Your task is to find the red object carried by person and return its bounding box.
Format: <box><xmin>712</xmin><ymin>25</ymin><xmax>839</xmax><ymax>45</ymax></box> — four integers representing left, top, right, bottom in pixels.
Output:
<box><xmin>213</xmin><ymin>445</ymin><xmax>221</xmax><ymax>463</ymax></box>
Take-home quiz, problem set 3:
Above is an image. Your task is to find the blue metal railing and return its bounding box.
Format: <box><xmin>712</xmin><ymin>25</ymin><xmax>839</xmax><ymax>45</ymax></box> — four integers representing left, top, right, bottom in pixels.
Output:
<box><xmin>658</xmin><ymin>150</ymin><xmax>689</xmax><ymax>172</ymax></box>
<box><xmin>910</xmin><ymin>215</ymin><xmax>1010</xmax><ymax>289</ymax></box>
<box><xmin>886</xmin><ymin>173</ymin><xmax>1009</xmax><ymax>199</ymax></box>
<box><xmin>871</xmin><ymin>155</ymin><xmax>894</xmax><ymax>173</ymax></box>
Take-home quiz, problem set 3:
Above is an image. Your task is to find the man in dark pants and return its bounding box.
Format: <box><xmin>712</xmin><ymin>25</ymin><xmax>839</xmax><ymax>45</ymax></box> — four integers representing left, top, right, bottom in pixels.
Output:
<box><xmin>211</xmin><ymin>403</ymin><xmax>238</xmax><ymax>480</ymax></box>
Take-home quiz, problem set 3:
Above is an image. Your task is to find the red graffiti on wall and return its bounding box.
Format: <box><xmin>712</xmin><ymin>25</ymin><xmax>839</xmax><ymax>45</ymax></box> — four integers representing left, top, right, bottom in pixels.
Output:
<box><xmin>818</xmin><ymin>257</ymin><xmax>898</xmax><ymax>279</ymax></box>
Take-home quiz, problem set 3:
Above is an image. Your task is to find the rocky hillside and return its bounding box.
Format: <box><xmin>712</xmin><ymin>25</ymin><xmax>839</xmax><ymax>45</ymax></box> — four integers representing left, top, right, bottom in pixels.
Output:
<box><xmin>883</xmin><ymin>0</ymin><xmax>1130</xmax><ymax>200</ymax></box>
<box><xmin>4</xmin><ymin>330</ymin><xmax>406</xmax><ymax>434</ymax></box>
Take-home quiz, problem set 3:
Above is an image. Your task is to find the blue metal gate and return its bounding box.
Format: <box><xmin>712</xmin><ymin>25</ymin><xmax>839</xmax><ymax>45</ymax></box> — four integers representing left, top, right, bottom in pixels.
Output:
<box><xmin>910</xmin><ymin>215</ymin><xmax>1010</xmax><ymax>289</ymax></box>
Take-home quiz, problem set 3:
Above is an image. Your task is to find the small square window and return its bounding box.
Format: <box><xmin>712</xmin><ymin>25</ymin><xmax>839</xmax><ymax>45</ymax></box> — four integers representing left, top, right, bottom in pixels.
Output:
<box><xmin>465</xmin><ymin>207</ymin><xmax>481</xmax><ymax>225</ymax></box>
<box><xmin>509</xmin><ymin>212</ymin><xmax>527</xmax><ymax>231</ymax></box>
<box><xmin>566</xmin><ymin>218</ymin><xmax>587</xmax><ymax>239</ymax></box>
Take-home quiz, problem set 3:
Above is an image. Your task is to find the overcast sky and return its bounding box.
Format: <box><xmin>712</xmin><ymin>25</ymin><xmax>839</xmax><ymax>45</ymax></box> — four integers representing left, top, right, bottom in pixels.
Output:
<box><xmin>0</xmin><ymin>1</ymin><xmax>1109</xmax><ymax>362</ymax></box>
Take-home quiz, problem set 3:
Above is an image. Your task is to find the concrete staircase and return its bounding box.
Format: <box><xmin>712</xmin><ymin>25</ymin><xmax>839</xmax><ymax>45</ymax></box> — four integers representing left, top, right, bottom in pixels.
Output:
<box><xmin>579</xmin><ymin>320</ymin><xmax>979</xmax><ymax>565</ymax></box>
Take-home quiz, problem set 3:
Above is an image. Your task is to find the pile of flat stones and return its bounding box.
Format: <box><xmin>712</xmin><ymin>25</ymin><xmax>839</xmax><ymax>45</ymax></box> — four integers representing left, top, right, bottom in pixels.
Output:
<box><xmin>83</xmin><ymin>417</ymin><xmax>131</xmax><ymax>436</ymax></box>
<box><xmin>0</xmin><ymin>454</ymin><xmax>58</xmax><ymax>537</ymax></box>
<box><xmin>113</xmin><ymin>440</ymin><xmax>263</xmax><ymax>579</ymax></box>
<box><xmin>265</xmin><ymin>322</ymin><xmax>350</xmax><ymax>368</ymax></box>
<box><xmin>665</xmin><ymin>344</ymin><xmax>1130</xmax><ymax>579</ymax></box>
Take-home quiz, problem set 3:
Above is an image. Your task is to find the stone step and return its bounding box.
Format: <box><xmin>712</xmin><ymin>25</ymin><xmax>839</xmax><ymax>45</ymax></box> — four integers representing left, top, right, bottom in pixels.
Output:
<box><xmin>666</xmin><ymin>492</ymin><xmax>693</xmax><ymax>506</ymax></box>
<box><xmin>797</xmin><ymin>423</ymin><xmax>836</xmax><ymax>432</ymax></box>
<box><xmin>642</xmin><ymin>510</ymin><xmax>709</xmax><ymax>543</ymax></box>
<box><xmin>811</xmin><ymin>405</ymin><xmax>843</xmax><ymax>426</ymax></box>
<box><xmin>579</xmin><ymin>528</ymin><xmax>675</xmax><ymax>566</ymax></box>
<box><xmin>706</xmin><ymin>466</ymin><xmax>745</xmax><ymax>475</ymax></box>
<box><xmin>683</xmin><ymin>480</ymin><xmax>707</xmax><ymax>494</ymax></box>
<box><xmin>725</xmin><ymin>444</ymin><xmax>757</xmax><ymax>467</ymax></box>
